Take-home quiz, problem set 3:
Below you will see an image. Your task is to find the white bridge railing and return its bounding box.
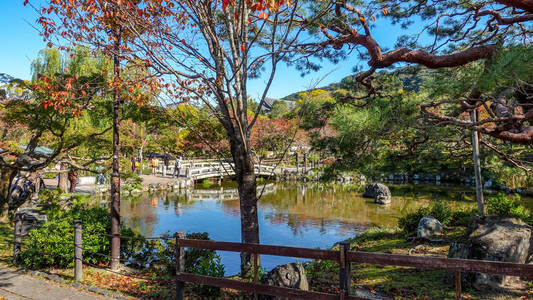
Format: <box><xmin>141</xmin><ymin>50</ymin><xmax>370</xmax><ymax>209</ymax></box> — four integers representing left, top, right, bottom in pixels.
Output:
<box><xmin>184</xmin><ymin>162</ymin><xmax>277</xmax><ymax>181</ymax></box>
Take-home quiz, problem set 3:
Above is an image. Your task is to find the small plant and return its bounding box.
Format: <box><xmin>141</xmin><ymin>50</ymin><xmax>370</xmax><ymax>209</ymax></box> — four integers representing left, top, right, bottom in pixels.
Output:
<box><xmin>201</xmin><ymin>179</ymin><xmax>212</xmax><ymax>188</ymax></box>
<box><xmin>486</xmin><ymin>193</ymin><xmax>531</xmax><ymax>224</ymax></box>
<box><xmin>449</xmin><ymin>208</ymin><xmax>477</xmax><ymax>227</ymax></box>
<box><xmin>123</xmin><ymin>173</ymin><xmax>144</xmax><ymax>191</ymax></box>
<box><xmin>398</xmin><ymin>201</ymin><xmax>453</xmax><ymax>235</ymax></box>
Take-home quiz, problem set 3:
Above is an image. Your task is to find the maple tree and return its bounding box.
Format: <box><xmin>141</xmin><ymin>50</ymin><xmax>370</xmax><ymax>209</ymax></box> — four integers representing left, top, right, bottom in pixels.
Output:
<box><xmin>0</xmin><ymin>47</ymin><xmax>112</xmax><ymax>212</ymax></box>
<box><xmin>30</xmin><ymin>0</ymin><xmax>161</xmax><ymax>270</ymax></box>
<box><xmin>250</xmin><ymin>117</ymin><xmax>295</xmax><ymax>158</ymax></box>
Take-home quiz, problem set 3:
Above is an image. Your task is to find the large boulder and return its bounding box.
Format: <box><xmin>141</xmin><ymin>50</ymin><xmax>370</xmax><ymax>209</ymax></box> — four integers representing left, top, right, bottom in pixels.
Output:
<box><xmin>417</xmin><ymin>216</ymin><xmax>443</xmax><ymax>238</ymax></box>
<box><xmin>259</xmin><ymin>262</ymin><xmax>308</xmax><ymax>300</ymax></box>
<box><xmin>362</xmin><ymin>183</ymin><xmax>391</xmax><ymax>204</ymax></box>
<box><xmin>448</xmin><ymin>216</ymin><xmax>533</xmax><ymax>290</ymax></box>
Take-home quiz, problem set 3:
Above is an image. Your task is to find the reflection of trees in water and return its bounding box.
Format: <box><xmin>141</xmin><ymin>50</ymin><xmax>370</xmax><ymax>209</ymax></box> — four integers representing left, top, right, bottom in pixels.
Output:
<box><xmin>221</xmin><ymin>199</ymin><xmax>241</xmax><ymax>217</ymax></box>
<box><xmin>257</xmin><ymin>183</ymin><xmax>476</xmax><ymax>232</ymax></box>
<box><xmin>121</xmin><ymin>195</ymin><xmax>160</xmax><ymax>237</ymax></box>
<box><xmin>121</xmin><ymin>183</ymin><xmax>486</xmax><ymax>239</ymax></box>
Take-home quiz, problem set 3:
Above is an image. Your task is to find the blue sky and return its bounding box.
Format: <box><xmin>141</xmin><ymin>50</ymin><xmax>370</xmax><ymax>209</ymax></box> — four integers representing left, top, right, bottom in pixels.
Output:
<box><xmin>0</xmin><ymin>1</ymin><xmax>421</xmax><ymax>99</ymax></box>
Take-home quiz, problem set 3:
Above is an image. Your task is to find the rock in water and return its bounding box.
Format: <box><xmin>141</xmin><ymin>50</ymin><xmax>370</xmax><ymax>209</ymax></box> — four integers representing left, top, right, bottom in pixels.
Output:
<box><xmin>448</xmin><ymin>216</ymin><xmax>532</xmax><ymax>290</ymax></box>
<box><xmin>417</xmin><ymin>216</ymin><xmax>443</xmax><ymax>238</ymax></box>
<box><xmin>362</xmin><ymin>183</ymin><xmax>391</xmax><ymax>204</ymax></box>
<box><xmin>259</xmin><ymin>263</ymin><xmax>308</xmax><ymax>300</ymax></box>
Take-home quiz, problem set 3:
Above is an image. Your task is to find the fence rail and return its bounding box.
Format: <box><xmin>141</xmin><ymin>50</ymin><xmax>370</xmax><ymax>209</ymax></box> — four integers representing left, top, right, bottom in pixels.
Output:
<box><xmin>12</xmin><ymin>221</ymin><xmax>533</xmax><ymax>300</ymax></box>
<box><xmin>175</xmin><ymin>237</ymin><xmax>533</xmax><ymax>300</ymax></box>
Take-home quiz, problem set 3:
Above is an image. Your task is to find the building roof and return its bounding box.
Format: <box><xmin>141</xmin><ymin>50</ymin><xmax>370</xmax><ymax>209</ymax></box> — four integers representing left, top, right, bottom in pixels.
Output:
<box><xmin>261</xmin><ymin>98</ymin><xmax>296</xmax><ymax>112</ymax></box>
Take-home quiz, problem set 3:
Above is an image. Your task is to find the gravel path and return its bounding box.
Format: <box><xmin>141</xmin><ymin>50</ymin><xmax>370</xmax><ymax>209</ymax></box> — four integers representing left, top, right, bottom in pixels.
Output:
<box><xmin>0</xmin><ymin>266</ymin><xmax>114</xmax><ymax>300</ymax></box>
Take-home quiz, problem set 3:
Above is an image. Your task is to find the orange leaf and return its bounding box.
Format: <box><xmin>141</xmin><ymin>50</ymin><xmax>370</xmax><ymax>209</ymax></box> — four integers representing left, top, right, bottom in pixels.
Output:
<box><xmin>382</xmin><ymin>7</ymin><xmax>388</xmax><ymax>15</ymax></box>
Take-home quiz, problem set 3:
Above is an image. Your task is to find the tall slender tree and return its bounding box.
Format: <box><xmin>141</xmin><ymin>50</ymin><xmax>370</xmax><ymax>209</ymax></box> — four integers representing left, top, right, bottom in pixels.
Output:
<box><xmin>32</xmin><ymin>0</ymin><xmax>157</xmax><ymax>270</ymax></box>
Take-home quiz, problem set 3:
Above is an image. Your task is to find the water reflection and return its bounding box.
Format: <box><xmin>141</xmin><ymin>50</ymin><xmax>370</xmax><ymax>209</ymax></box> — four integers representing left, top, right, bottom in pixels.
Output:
<box><xmin>120</xmin><ymin>182</ymin><xmax>531</xmax><ymax>275</ymax></box>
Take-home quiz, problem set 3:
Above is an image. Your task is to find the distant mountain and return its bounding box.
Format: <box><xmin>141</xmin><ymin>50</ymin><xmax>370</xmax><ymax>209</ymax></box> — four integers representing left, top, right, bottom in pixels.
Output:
<box><xmin>280</xmin><ymin>66</ymin><xmax>432</xmax><ymax>101</ymax></box>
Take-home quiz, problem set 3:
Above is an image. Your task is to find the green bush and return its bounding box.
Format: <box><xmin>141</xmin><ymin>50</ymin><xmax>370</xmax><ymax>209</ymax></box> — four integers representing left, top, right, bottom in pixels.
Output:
<box><xmin>20</xmin><ymin>190</ymin><xmax>139</xmax><ymax>269</ymax></box>
<box><xmin>486</xmin><ymin>193</ymin><xmax>531</xmax><ymax>224</ymax></box>
<box><xmin>123</xmin><ymin>172</ymin><xmax>143</xmax><ymax>191</ymax></box>
<box><xmin>129</xmin><ymin>232</ymin><xmax>224</xmax><ymax>297</ymax></box>
<box><xmin>398</xmin><ymin>202</ymin><xmax>453</xmax><ymax>235</ymax></box>
<box><xmin>20</xmin><ymin>206</ymin><xmax>136</xmax><ymax>268</ymax></box>
<box><xmin>201</xmin><ymin>179</ymin><xmax>213</xmax><ymax>188</ymax></box>
<box><xmin>398</xmin><ymin>207</ymin><xmax>429</xmax><ymax>235</ymax></box>
<box><xmin>450</xmin><ymin>208</ymin><xmax>478</xmax><ymax>227</ymax></box>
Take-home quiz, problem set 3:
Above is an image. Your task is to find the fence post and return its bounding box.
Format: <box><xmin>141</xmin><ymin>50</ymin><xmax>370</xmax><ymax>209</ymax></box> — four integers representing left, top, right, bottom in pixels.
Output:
<box><xmin>253</xmin><ymin>253</ymin><xmax>259</xmax><ymax>300</ymax></box>
<box><xmin>303</xmin><ymin>153</ymin><xmax>307</xmax><ymax>173</ymax></box>
<box><xmin>175</xmin><ymin>231</ymin><xmax>185</xmax><ymax>300</ymax></box>
<box><xmin>185</xmin><ymin>168</ymin><xmax>190</xmax><ymax>179</ymax></box>
<box><xmin>13</xmin><ymin>213</ymin><xmax>22</xmax><ymax>260</ymax></box>
<box><xmin>455</xmin><ymin>271</ymin><xmax>462</xmax><ymax>300</ymax></box>
<box><xmin>74</xmin><ymin>220</ymin><xmax>83</xmax><ymax>282</ymax></box>
<box><xmin>339</xmin><ymin>241</ymin><xmax>351</xmax><ymax>298</ymax></box>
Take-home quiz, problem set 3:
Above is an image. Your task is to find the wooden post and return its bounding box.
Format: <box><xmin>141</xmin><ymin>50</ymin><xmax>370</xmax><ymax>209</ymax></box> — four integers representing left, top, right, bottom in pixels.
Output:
<box><xmin>455</xmin><ymin>271</ymin><xmax>462</xmax><ymax>300</ymax></box>
<box><xmin>303</xmin><ymin>153</ymin><xmax>307</xmax><ymax>173</ymax></box>
<box><xmin>13</xmin><ymin>213</ymin><xmax>22</xmax><ymax>261</ymax></box>
<box><xmin>253</xmin><ymin>253</ymin><xmax>259</xmax><ymax>300</ymax></box>
<box><xmin>185</xmin><ymin>168</ymin><xmax>190</xmax><ymax>179</ymax></box>
<box><xmin>74</xmin><ymin>220</ymin><xmax>83</xmax><ymax>282</ymax></box>
<box><xmin>175</xmin><ymin>231</ymin><xmax>185</xmax><ymax>300</ymax></box>
<box><xmin>470</xmin><ymin>110</ymin><xmax>485</xmax><ymax>216</ymax></box>
<box><xmin>339</xmin><ymin>241</ymin><xmax>351</xmax><ymax>297</ymax></box>
<box><xmin>295</xmin><ymin>153</ymin><xmax>299</xmax><ymax>174</ymax></box>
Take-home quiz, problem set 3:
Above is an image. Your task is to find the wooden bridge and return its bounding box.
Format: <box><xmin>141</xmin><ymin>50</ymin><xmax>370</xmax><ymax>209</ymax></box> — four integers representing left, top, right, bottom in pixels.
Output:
<box><xmin>154</xmin><ymin>160</ymin><xmax>283</xmax><ymax>182</ymax></box>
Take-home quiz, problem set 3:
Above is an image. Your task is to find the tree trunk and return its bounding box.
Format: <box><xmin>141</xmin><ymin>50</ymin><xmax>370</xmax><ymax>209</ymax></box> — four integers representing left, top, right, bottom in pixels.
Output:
<box><xmin>110</xmin><ymin>38</ymin><xmax>121</xmax><ymax>271</ymax></box>
<box><xmin>230</xmin><ymin>136</ymin><xmax>259</xmax><ymax>277</ymax></box>
<box><xmin>470</xmin><ymin>110</ymin><xmax>485</xmax><ymax>216</ymax></box>
<box><xmin>0</xmin><ymin>167</ymin><xmax>14</xmax><ymax>216</ymax></box>
<box><xmin>58</xmin><ymin>163</ymin><xmax>69</xmax><ymax>192</ymax></box>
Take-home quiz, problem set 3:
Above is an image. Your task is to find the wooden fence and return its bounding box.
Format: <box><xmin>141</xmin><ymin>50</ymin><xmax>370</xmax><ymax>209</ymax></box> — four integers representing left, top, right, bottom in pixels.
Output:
<box><xmin>174</xmin><ymin>233</ymin><xmax>533</xmax><ymax>300</ymax></box>
<box><xmin>13</xmin><ymin>221</ymin><xmax>533</xmax><ymax>300</ymax></box>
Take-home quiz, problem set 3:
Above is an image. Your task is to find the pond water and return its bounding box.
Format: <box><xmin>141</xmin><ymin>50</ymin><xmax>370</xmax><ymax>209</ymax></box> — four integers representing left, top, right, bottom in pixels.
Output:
<box><xmin>120</xmin><ymin>182</ymin><xmax>532</xmax><ymax>275</ymax></box>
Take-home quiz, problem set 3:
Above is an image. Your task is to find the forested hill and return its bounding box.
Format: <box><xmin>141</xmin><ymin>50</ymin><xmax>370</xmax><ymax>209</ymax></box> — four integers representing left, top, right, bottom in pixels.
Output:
<box><xmin>281</xmin><ymin>67</ymin><xmax>433</xmax><ymax>101</ymax></box>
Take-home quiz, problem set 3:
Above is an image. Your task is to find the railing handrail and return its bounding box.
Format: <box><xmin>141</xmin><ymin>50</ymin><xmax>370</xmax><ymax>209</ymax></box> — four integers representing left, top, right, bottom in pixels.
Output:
<box><xmin>178</xmin><ymin>238</ymin><xmax>533</xmax><ymax>278</ymax></box>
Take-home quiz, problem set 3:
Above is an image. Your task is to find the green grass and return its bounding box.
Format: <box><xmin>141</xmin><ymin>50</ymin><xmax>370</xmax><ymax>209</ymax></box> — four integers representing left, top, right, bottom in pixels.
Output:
<box><xmin>305</xmin><ymin>227</ymin><xmax>532</xmax><ymax>300</ymax></box>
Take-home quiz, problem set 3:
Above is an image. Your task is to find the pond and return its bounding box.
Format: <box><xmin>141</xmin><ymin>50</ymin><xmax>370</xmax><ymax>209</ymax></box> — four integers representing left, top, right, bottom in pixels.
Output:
<box><xmin>120</xmin><ymin>181</ymin><xmax>531</xmax><ymax>275</ymax></box>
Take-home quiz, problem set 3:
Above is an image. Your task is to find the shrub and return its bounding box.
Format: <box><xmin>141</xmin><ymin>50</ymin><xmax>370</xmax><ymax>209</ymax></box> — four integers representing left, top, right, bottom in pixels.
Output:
<box><xmin>398</xmin><ymin>207</ymin><xmax>429</xmax><ymax>235</ymax></box>
<box><xmin>428</xmin><ymin>201</ymin><xmax>453</xmax><ymax>226</ymax></box>
<box><xmin>20</xmin><ymin>192</ymin><xmax>140</xmax><ymax>269</ymax></box>
<box><xmin>125</xmin><ymin>232</ymin><xmax>225</xmax><ymax>297</ymax></box>
<box><xmin>398</xmin><ymin>201</ymin><xmax>453</xmax><ymax>235</ymax></box>
<box><xmin>450</xmin><ymin>208</ymin><xmax>477</xmax><ymax>227</ymax></box>
<box><xmin>486</xmin><ymin>193</ymin><xmax>531</xmax><ymax>224</ymax></box>
<box><xmin>123</xmin><ymin>172</ymin><xmax>143</xmax><ymax>191</ymax></box>
<box><xmin>201</xmin><ymin>179</ymin><xmax>213</xmax><ymax>188</ymax></box>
